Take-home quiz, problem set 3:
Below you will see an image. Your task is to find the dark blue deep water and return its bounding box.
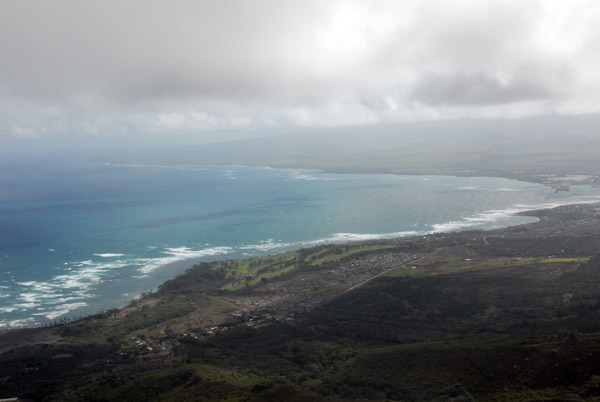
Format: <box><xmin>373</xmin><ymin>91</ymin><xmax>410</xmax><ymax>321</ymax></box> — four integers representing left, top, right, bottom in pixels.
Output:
<box><xmin>2</xmin><ymin>161</ymin><xmax>600</xmax><ymax>327</ymax></box>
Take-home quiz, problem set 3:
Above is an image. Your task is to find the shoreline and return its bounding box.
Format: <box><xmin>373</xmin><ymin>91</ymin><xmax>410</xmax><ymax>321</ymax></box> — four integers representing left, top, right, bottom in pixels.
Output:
<box><xmin>2</xmin><ymin>165</ymin><xmax>600</xmax><ymax>330</ymax></box>
<box><xmin>322</xmin><ymin>169</ymin><xmax>600</xmax><ymax>192</ymax></box>
<box><xmin>2</xmin><ymin>199</ymin><xmax>600</xmax><ymax>334</ymax></box>
<box><xmin>3</xmin><ymin>201</ymin><xmax>600</xmax><ymax>400</ymax></box>
<box><xmin>238</xmin><ymin>161</ymin><xmax>600</xmax><ymax>191</ymax></box>
<box><xmin>99</xmin><ymin>160</ymin><xmax>600</xmax><ymax>189</ymax></box>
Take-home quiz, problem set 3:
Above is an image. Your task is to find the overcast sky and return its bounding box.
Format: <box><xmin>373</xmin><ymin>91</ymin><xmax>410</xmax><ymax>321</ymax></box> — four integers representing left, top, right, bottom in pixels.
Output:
<box><xmin>1</xmin><ymin>0</ymin><xmax>599</xmax><ymax>141</ymax></box>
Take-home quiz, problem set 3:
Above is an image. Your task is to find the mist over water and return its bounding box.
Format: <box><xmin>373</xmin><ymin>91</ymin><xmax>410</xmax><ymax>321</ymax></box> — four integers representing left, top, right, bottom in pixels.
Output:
<box><xmin>2</xmin><ymin>162</ymin><xmax>600</xmax><ymax>328</ymax></box>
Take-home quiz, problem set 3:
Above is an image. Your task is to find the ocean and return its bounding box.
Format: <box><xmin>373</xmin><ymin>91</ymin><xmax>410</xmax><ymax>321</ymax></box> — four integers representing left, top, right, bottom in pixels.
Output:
<box><xmin>2</xmin><ymin>161</ymin><xmax>600</xmax><ymax>328</ymax></box>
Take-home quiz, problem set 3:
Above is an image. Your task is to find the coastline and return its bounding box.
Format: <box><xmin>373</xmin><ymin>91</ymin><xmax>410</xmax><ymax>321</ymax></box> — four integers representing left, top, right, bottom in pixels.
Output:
<box><xmin>331</xmin><ymin>168</ymin><xmax>600</xmax><ymax>192</ymax></box>
<box><xmin>1</xmin><ymin>199</ymin><xmax>599</xmax><ymax>337</ymax></box>
<box><xmin>236</xmin><ymin>161</ymin><xmax>600</xmax><ymax>191</ymax></box>
<box><xmin>3</xmin><ymin>201</ymin><xmax>600</xmax><ymax>401</ymax></box>
<box><xmin>2</xmin><ymin>164</ymin><xmax>600</xmax><ymax>330</ymax></box>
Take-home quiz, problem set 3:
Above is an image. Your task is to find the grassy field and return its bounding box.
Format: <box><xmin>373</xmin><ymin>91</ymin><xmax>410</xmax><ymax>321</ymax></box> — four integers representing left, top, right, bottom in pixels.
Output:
<box><xmin>384</xmin><ymin>254</ymin><xmax>592</xmax><ymax>278</ymax></box>
<box><xmin>219</xmin><ymin>244</ymin><xmax>399</xmax><ymax>290</ymax></box>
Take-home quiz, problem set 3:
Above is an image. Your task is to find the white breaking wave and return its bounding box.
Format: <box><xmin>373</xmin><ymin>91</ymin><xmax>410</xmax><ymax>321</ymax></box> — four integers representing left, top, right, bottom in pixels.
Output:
<box><xmin>16</xmin><ymin>281</ymin><xmax>37</xmax><ymax>287</ymax></box>
<box><xmin>53</xmin><ymin>260</ymin><xmax>129</xmax><ymax>290</ymax></box>
<box><xmin>0</xmin><ymin>317</ymin><xmax>35</xmax><ymax>328</ymax></box>
<box><xmin>328</xmin><ymin>231</ymin><xmax>420</xmax><ymax>242</ymax></box>
<box><xmin>94</xmin><ymin>253</ymin><xmax>126</xmax><ymax>258</ymax></box>
<box><xmin>239</xmin><ymin>239</ymin><xmax>295</xmax><ymax>252</ymax></box>
<box><xmin>239</xmin><ymin>230</ymin><xmax>421</xmax><ymax>253</ymax></box>
<box><xmin>286</xmin><ymin>169</ymin><xmax>342</xmax><ymax>182</ymax></box>
<box><xmin>491</xmin><ymin>187</ymin><xmax>521</xmax><ymax>192</ymax></box>
<box><xmin>136</xmin><ymin>246</ymin><xmax>232</xmax><ymax>274</ymax></box>
<box><xmin>32</xmin><ymin>302</ymin><xmax>88</xmax><ymax>320</ymax></box>
<box><xmin>9</xmin><ymin>258</ymin><xmax>131</xmax><ymax>320</ymax></box>
<box><xmin>14</xmin><ymin>303</ymin><xmax>37</xmax><ymax>308</ymax></box>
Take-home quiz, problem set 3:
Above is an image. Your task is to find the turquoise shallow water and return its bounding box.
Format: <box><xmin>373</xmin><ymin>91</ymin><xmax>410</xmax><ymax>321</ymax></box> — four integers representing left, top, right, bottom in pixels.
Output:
<box><xmin>2</xmin><ymin>162</ymin><xmax>600</xmax><ymax>328</ymax></box>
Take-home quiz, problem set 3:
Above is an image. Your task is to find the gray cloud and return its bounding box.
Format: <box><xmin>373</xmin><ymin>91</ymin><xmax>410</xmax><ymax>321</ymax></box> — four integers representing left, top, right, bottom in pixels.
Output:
<box><xmin>411</xmin><ymin>72</ymin><xmax>559</xmax><ymax>106</ymax></box>
<box><xmin>1</xmin><ymin>0</ymin><xmax>599</xmax><ymax>138</ymax></box>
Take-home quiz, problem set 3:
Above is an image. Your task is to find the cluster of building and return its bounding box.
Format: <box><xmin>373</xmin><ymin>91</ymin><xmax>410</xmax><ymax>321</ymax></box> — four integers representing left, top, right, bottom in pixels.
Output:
<box><xmin>127</xmin><ymin>336</ymin><xmax>174</xmax><ymax>360</ymax></box>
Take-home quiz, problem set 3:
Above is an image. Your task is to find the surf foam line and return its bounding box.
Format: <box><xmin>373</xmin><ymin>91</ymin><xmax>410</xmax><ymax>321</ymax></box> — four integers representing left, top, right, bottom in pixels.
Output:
<box><xmin>94</xmin><ymin>253</ymin><xmax>126</xmax><ymax>258</ymax></box>
<box><xmin>100</xmin><ymin>162</ymin><xmax>208</xmax><ymax>171</ymax></box>
<box><xmin>0</xmin><ymin>246</ymin><xmax>234</xmax><ymax>327</ymax></box>
<box><xmin>239</xmin><ymin>197</ymin><xmax>600</xmax><ymax>254</ymax></box>
<box><xmin>31</xmin><ymin>302</ymin><xmax>88</xmax><ymax>320</ymax></box>
<box><xmin>135</xmin><ymin>246</ymin><xmax>232</xmax><ymax>274</ymax></box>
<box><xmin>3</xmin><ymin>258</ymin><xmax>131</xmax><ymax>325</ymax></box>
<box><xmin>238</xmin><ymin>230</ymin><xmax>421</xmax><ymax>253</ymax></box>
<box><xmin>285</xmin><ymin>169</ymin><xmax>345</xmax><ymax>182</ymax></box>
<box><xmin>0</xmin><ymin>317</ymin><xmax>35</xmax><ymax>329</ymax></box>
<box><xmin>430</xmin><ymin>196</ymin><xmax>600</xmax><ymax>233</ymax></box>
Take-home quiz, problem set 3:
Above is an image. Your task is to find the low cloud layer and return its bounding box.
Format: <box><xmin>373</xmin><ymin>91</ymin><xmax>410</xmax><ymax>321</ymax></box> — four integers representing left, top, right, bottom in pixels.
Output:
<box><xmin>1</xmin><ymin>0</ymin><xmax>599</xmax><ymax>139</ymax></box>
